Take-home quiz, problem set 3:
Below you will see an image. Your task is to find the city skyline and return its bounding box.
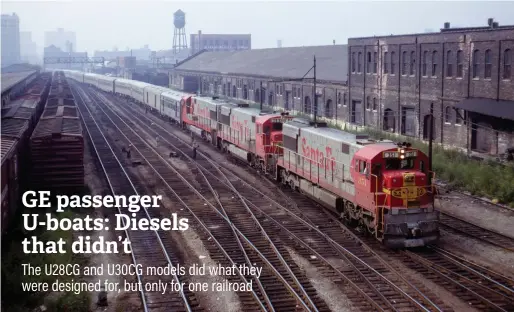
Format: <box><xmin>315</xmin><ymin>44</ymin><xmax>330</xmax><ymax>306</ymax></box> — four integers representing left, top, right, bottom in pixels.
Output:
<box><xmin>3</xmin><ymin>1</ymin><xmax>514</xmax><ymax>57</ymax></box>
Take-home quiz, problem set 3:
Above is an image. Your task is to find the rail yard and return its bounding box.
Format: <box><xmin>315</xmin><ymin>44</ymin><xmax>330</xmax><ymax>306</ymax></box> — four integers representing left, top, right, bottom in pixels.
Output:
<box><xmin>2</xmin><ymin>68</ymin><xmax>514</xmax><ymax>312</ymax></box>
<box><xmin>2</xmin><ymin>71</ymin><xmax>514</xmax><ymax>311</ymax></box>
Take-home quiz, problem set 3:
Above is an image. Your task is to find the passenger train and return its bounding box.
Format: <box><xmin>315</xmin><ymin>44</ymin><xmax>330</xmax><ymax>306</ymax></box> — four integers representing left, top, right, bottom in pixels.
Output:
<box><xmin>63</xmin><ymin>70</ymin><xmax>440</xmax><ymax>248</ymax></box>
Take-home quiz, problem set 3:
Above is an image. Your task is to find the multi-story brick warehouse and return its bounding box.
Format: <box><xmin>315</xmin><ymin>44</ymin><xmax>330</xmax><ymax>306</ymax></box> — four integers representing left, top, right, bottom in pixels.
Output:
<box><xmin>170</xmin><ymin>22</ymin><xmax>514</xmax><ymax>156</ymax></box>
<box><xmin>348</xmin><ymin>19</ymin><xmax>514</xmax><ymax>156</ymax></box>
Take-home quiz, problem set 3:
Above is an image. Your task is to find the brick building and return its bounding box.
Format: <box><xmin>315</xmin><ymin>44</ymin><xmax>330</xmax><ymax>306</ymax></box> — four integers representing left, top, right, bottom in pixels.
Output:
<box><xmin>171</xmin><ymin>45</ymin><xmax>349</xmax><ymax>119</ymax></box>
<box><xmin>348</xmin><ymin>19</ymin><xmax>514</xmax><ymax>155</ymax></box>
<box><xmin>190</xmin><ymin>31</ymin><xmax>251</xmax><ymax>54</ymax></box>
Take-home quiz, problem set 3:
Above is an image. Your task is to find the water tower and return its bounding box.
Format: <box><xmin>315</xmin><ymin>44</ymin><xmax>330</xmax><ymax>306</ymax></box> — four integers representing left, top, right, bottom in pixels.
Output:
<box><xmin>173</xmin><ymin>9</ymin><xmax>188</xmax><ymax>54</ymax></box>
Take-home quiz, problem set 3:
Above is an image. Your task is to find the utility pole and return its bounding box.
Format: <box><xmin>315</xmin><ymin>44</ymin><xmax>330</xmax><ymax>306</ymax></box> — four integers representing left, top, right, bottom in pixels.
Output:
<box><xmin>260</xmin><ymin>81</ymin><xmax>264</xmax><ymax>111</ymax></box>
<box><xmin>313</xmin><ymin>55</ymin><xmax>317</xmax><ymax>125</ymax></box>
<box><xmin>428</xmin><ymin>103</ymin><xmax>434</xmax><ymax>190</ymax></box>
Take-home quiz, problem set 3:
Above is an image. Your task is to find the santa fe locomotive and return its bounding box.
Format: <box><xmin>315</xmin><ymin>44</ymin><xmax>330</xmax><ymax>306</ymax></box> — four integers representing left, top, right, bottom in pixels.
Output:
<box><xmin>63</xmin><ymin>70</ymin><xmax>440</xmax><ymax>248</ymax></box>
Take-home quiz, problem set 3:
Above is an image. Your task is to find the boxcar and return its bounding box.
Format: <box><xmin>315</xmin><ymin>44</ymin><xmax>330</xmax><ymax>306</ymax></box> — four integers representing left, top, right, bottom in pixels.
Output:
<box><xmin>1</xmin><ymin>136</ymin><xmax>19</xmax><ymax>232</ymax></box>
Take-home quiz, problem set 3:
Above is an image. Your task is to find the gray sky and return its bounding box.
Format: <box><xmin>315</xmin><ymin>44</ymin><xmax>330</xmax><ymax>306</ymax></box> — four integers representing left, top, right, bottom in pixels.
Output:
<box><xmin>4</xmin><ymin>0</ymin><xmax>514</xmax><ymax>55</ymax></box>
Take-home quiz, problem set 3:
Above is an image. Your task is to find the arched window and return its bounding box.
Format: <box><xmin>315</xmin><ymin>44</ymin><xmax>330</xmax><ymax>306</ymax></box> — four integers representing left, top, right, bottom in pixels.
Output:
<box><xmin>372</xmin><ymin>97</ymin><xmax>377</xmax><ymax>111</ymax></box>
<box><xmin>409</xmin><ymin>51</ymin><xmax>415</xmax><ymax>75</ymax></box>
<box><xmin>456</xmin><ymin>50</ymin><xmax>463</xmax><ymax>77</ymax></box>
<box><xmin>384</xmin><ymin>52</ymin><xmax>389</xmax><ymax>74</ymax></box>
<box><xmin>422</xmin><ymin>51</ymin><xmax>428</xmax><ymax>76</ymax></box>
<box><xmin>402</xmin><ymin>51</ymin><xmax>407</xmax><ymax>75</ymax></box>
<box><xmin>367</xmin><ymin>52</ymin><xmax>372</xmax><ymax>74</ymax></box>
<box><xmin>446</xmin><ymin>50</ymin><xmax>453</xmax><ymax>77</ymax></box>
<box><xmin>485</xmin><ymin>49</ymin><xmax>492</xmax><ymax>78</ymax></box>
<box><xmin>445</xmin><ymin>106</ymin><xmax>452</xmax><ymax>123</ymax></box>
<box><xmin>390</xmin><ymin>51</ymin><xmax>396</xmax><ymax>74</ymax></box>
<box><xmin>504</xmin><ymin>49</ymin><xmax>512</xmax><ymax>79</ymax></box>
<box><xmin>358</xmin><ymin>52</ymin><xmax>362</xmax><ymax>73</ymax></box>
<box><xmin>366</xmin><ymin>96</ymin><xmax>371</xmax><ymax>110</ymax></box>
<box><xmin>373</xmin><ymin>52</ymin><xmax>378</xmax><ymax>74</ymax></box>
<box><xmin>431</xmin><ymin>51</ymin><xmax>438</xmax><ymax>76</ymax></box>
<box><xmin>473</xmin><ymin>49</ymin><xmax>479</xmax><ymax>78</ymax></box>
<box><xmin>351</xmin><ymin>52</ymin><xmax>356</xmax><ymax>73</ymax></box>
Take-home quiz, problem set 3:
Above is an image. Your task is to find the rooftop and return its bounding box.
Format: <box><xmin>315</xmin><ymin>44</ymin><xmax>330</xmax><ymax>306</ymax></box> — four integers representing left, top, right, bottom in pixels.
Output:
<box><xmin>175</xmin><ymin>45</ymin><xmax>348</xmax><ymax>83</ymax></box>
<box><xmin>1</xmin><ymin>70</ymin><xmax>37</xmax><ymax>94</ymax></box>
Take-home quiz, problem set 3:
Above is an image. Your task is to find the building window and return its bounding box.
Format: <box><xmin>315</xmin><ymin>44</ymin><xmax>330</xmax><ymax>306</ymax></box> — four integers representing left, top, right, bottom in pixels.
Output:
<box><xmin>484</xmin><ymin>49</ymin><xmax>492</xmax><ymax>79</ymax></box>
<box><xmin>473</xmin><ymin>49</ymin><xmax>479</xmax><ymax>78</ymax></box>
<box><xmin>402</xmin><ymin>51</ymin><xmax>407</xmax><ymax>75</ymax></box>
<box><xmin>358</xmin><ymin>52</ymin><xmax>362</xmax><ymax>73</ymax></box>
<box><xmin>343</xmin><ymin>93</ymin><xmax>347</xmax><ymax>106</ymax></box>
<box><xmin>384</xmin><ymin>52</ymin><xmax>389</xmax><ymax>74</ymax></box>
<box><xmin>456</xmin><ymin>50</ymin><xmax>463</xmax><ymax>78</ymax></box>
<box><xmin>390</xmin><ymin>51</ymin><xmax>396</xmax><ymax>74</ymax></box>
<box><xmin>431</xmin><ymin>51</ymin><xmax>438</xmax><ymax>76</ymax></box>
<box><xmin>504</xmin><ymin>49</ymin><xmax>512</xmax><ymax>79</ymax></box>
<box><xmin>367</xmin><ymin>52</ymin><xmax>372</xmax><ymax>74</ymax></box>
<box><xmin>373</xmin><ymin>52</ymin><xmax>377</xmax><ymax>74</ymax></box>
<box><xmin>455</xmin><ymin>109</ymin><xmax>464</xmax><ymax>125</ymax></box>
<box><xmin>337</xmin><ymin>92</ymin><xmax>341</xmax><ymax>104</ymax></box>
<box><xmin>446</xmin><ymin>50</ymin><xmax>453</xmax><ymax>77</ymax></box>
<box><xmin>444</xmin><ymin>106</ymin><xmax>452</xmax><ymax>123</ymax></box>
<box><xmin>366</xmin><ymin>96</ymin><xmax>371</xmax><ymax>110</ymax></box>
<box><xmin>422</xmin><ymin>51</ymin><xmax>428</xmax><ymax>76</ymax></box>
<box><xmin>372</xmin><ymin>97</ymin><xmax>377</xmax><ymax>111</ymax></box>
<box><xmin>352</xmin><ymin>52</ymin><xmax>356</xmax><ymax>73</ymax></box>
<box><xmin>409</xmin><ymin>51</ymin><xmax>415</xmax><ymax>76</ymax></box>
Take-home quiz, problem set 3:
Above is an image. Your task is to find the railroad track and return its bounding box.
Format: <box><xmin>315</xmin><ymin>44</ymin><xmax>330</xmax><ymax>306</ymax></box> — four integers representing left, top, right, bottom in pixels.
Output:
<box><xmin>439</xmin><ymin>213</ymin><xmax>514</xmax><ymax>252</ymax></box>
<box><xmin>81</xmin><ymin>86</ymin><xmax>317</xmax><ymax>312</ymax></box>
<box><xmin>71</xmin><ymin>84</ymin><xmax>198</xmax><ymax>312</ymax></box>
<box><xmin>100</xmin><ymin>90</ymin><xmax>460</xmax><ymax>312</ymax></box>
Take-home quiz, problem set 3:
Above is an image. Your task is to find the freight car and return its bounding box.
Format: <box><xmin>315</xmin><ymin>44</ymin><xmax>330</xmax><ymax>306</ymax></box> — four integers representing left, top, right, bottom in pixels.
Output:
<box><xmin>30</xmin><ymin>71</ymin><xmax>84</xmax><ymax>191</ymax></box>
<box><xmin>1</xmin><ymin>119</ymin><xmax>29</xmax><ymax>231</ymax></box>
<box><xmin>1</xmin><ymin>136</ymin><xmax>19</xmax><ymax>232</ymax></box>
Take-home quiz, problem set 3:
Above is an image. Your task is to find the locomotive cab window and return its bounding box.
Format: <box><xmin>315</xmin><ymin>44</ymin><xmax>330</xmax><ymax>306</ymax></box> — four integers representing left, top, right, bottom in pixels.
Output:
<box><xmin>272</xmin><ymin>122</ymin><xmax>283</xmax><ymax>131</ymax></box>
<box><xmin>385</xmin><ymin>158</ymin><xmax>415</xmax><ymax>170</ymax></box>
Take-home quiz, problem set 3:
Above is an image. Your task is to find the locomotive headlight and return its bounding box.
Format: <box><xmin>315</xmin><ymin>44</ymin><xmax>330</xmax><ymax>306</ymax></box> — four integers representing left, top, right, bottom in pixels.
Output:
<box><xmin>400</xmin><ymin>155</ymin><xmax>405</xmax><ymax>159</ymax></box>
<box><xmin>400</xmin><ymin>149</ymin><xmax>405</xmax><ymax>154</ymax></box>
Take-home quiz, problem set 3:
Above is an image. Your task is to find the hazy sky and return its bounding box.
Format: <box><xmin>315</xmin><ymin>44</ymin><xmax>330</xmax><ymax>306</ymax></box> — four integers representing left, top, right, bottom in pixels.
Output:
<box><xmin>3</xmin><ymin>0</ymin><xmax>514</xmax><ymax>55</ymax></box>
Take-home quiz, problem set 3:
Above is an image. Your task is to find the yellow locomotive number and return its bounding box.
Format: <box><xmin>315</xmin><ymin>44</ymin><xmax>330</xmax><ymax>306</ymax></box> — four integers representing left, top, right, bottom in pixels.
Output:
<box><xmin>358</xmin><ymin>177</ymin><xmax>367</xmax><ymax>186</ymax></box>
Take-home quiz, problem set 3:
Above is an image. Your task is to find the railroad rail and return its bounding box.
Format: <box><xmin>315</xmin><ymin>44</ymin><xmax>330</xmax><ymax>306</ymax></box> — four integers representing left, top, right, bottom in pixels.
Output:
<box><xmin>70</xmin><ymin>84</ymin><xmax>197</xmax><ymax>312</ymax></box>
<box><xmin>79</xmin><ymin>85</ymin><xmax>314</xmax><ymax>312</ymax></box>
<box><xmin>100</xmin><ymin>90</ymin><xmax>454</xmax><ymax>312</ymax></box>
<box><xmin>439</xmin><ymin>213</ymin><xmax>514</xmax><ymax>252</ymax></box>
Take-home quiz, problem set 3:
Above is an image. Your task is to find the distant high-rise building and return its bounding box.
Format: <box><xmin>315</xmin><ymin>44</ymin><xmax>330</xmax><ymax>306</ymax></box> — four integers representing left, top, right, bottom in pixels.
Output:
<box><xmin>1</xmin><ymin>13</ymin><xmax>21</xmax><ymax>66</ymax></box>
<box><xmin>20</xmin><ymin>31</ymin><xmax>38</xmax><ymax>64</ymax></box>
<box><xmin>190</xmin><ymin>32</ymin><xmax>251</xmax><ymax>54</ymax></box>
<box><xmin>44</xmin><ymin>28</ymin><xmax>76</xmax><ymax>52</ymax></box>
<box><xmin>277</xmin><ymin>40</ymin><xmax>282</xmax><ymax>48</ymax></box>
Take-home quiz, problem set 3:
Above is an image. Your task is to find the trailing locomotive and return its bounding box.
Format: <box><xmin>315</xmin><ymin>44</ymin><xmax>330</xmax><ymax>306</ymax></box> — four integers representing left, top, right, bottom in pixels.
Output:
<box><xmin>62</xmin><ymin>70</ymin><xmax>440</xmax><ymax>248</ymax></box>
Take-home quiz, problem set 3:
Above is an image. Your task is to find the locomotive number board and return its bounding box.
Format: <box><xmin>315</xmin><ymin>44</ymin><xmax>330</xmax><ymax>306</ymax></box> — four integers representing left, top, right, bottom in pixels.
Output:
<box><xmin>382</xmin><ymin>150</ymin><xmax>418</xmax><ymax>158</ymax></box>
<box><xmin>383</xmin><ymin>151</ymin><xmax>400</xmax><ymax>158</ymax></box>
